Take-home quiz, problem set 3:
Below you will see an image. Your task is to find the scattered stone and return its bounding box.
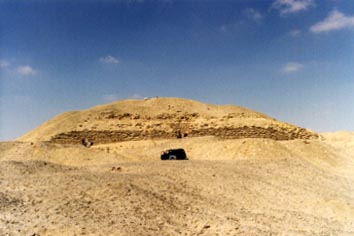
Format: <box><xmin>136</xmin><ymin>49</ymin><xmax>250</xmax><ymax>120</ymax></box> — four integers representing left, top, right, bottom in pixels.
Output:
<box><xmin>111</xmin><ymin>166</ymin><xmax>122</xmax><ymax>171</ymax></box>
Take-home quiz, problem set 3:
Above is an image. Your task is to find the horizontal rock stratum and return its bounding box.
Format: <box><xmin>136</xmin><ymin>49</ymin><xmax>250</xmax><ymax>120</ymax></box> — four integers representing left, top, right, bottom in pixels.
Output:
<box><xmin>18</xmin><ymin>97</ymin><xmax>319</xmax><ymax>144</ymax></box>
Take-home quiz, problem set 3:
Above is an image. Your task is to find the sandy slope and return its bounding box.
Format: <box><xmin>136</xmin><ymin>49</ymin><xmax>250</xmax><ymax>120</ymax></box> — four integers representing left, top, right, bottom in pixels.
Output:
<box><xmin>1</xmin><ymin>134</ymin><xmax>354</xmax><ymax>236</ymax></box>
<box><xmin>0</xmin><ymin>160</ymin><xmax>353</xmax><ymax>236</ymax></box>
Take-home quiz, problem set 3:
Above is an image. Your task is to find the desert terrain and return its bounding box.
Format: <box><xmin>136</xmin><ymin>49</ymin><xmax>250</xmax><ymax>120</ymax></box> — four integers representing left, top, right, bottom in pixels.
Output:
<box><xmin>1</xmin><ymin>98</ymin><xmax>354</xmax><ymax>236</ymax></box>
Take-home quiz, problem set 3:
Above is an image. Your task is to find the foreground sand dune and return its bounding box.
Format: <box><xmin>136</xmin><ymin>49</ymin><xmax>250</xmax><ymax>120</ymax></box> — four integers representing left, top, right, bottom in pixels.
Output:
<box><xmin>1</xmin><ymin>134</ymin><xmax>354</xmax><ymax>236</ymax></box>
<box><xmin>1</xmin><ymin>159</ymin><xmax>354</xmax><ymax>236</ymax></box>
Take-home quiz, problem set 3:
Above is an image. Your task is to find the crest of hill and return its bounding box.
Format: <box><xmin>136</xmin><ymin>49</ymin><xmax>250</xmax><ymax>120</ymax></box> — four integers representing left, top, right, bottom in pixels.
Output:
<box><xmin>18</xmin><ymin>97</ymin><xmax>317</xmax><ymax>143</ymax></box>
<box><xmin>90</xmin><ymin>97</ymin><xmax>269</xmax><ymax>118</ymax></box>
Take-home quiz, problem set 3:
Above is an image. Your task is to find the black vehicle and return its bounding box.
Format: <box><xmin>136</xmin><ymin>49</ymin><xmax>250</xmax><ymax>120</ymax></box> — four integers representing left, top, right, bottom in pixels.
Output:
<box><xmin>161</xmin><ymin>148</ymin><xmax>188</xmax><ymax>160</ymax></box>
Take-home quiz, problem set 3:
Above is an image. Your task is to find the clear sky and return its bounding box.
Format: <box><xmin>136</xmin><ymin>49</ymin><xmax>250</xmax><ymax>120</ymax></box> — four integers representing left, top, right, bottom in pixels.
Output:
<box><xmin>0</xmin><ymin>0</ymin><xmax>353</xmax><ymax>141</ymax></box>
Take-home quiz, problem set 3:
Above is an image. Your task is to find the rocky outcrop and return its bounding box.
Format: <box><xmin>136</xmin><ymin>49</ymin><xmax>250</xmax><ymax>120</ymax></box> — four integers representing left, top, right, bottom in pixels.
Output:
<box><xmin>50</xmin><ymin>125</ymin><xmax>318</xmax><ymax>145</ymax></box>
<box><xmin>19</xmin><ymin>98</ymin><xmax>319</xmax><ymax>144</ymax></box>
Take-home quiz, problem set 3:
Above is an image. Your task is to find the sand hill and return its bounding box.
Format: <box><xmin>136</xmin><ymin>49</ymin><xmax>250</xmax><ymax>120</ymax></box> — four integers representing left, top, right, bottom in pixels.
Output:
<box><xmin>1</xmin><ymin>98</ymin><xmax>354</xmax><ymax>236</ymax></box>
<box><xmin>18</xmin><ymin>97</ymin><xmax>318</xmax><ymax>144</ymax></box>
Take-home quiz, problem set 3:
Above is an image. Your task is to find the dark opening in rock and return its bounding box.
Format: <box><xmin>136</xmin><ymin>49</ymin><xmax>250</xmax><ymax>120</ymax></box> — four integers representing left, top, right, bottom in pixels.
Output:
<box><xmin>176</xmin><ymin>130</ymin><xmax>182</xmax><ymax>139</ymax></box>
<box><xmin>81</xmin><ymin>138</ymin><xmax>93</xmax><ymax>148</ymax></box>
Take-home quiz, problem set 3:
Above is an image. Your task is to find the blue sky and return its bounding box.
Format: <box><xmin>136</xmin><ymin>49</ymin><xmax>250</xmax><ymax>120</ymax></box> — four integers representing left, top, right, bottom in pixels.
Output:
<box><xmin>1</xmin><ymin>0</ymin><xmax>354</xmax><ymax>140</ymax></box>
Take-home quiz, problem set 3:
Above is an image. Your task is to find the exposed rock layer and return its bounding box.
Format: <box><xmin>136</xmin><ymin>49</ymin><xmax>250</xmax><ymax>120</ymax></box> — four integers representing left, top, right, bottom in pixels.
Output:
<box><xmin>18</xmin><ymin>97</ymin><xmax>319</xmax><ymax>144</ymax></box>
<box><xmin>51</xmin><ymin>126</ymin><xmax>318</xmax><ymax>145</ymax></box>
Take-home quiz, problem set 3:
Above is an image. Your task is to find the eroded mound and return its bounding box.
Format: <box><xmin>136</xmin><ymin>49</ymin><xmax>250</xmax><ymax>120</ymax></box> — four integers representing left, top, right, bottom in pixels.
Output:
<box><xmin>18</xmin><ymin>97</ymin><xmax>318</xmax><ymax>144</ymax></box>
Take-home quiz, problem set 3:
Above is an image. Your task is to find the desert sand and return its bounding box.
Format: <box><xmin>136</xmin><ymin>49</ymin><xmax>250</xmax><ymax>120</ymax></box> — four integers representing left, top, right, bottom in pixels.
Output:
<box><xmin>1</xmin><ymin>98</ymin><xmax>354</xmax><ymax>236</ymax></box>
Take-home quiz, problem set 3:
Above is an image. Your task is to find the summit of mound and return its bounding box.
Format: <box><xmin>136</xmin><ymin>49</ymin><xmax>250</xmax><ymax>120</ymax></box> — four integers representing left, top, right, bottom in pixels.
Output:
<box><xmin>18</xmin><ymin>97</ymin><xmax>318</xmax><ymax>144</ymax></box>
